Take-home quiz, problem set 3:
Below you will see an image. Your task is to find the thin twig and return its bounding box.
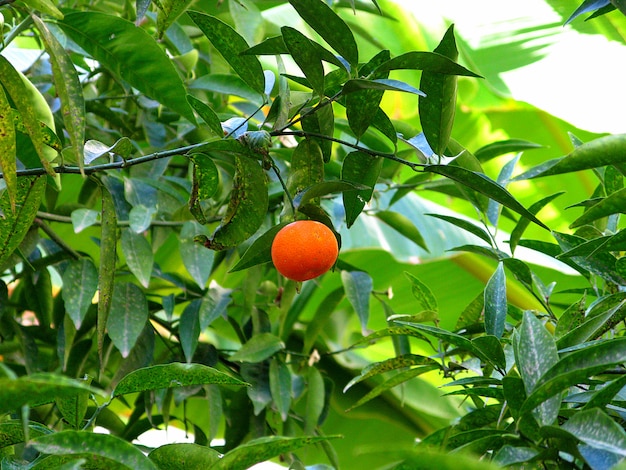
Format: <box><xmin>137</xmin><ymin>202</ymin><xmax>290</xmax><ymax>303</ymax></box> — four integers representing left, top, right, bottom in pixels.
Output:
<box><xmin>34</xmin><ymin>219</ymin><xmax>82</xmax><ymax>260</ymax></box>
<box><xmin>36</xmin><ymin>211</ymin><xmax>206</xmax><ymax>226</ymax></box>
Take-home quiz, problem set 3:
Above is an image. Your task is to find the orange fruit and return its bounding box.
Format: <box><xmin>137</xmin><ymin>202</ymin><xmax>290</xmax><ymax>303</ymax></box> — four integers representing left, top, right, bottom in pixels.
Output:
<box><xmin>271</xmin><ymin>220</ymin><xmax>339</xmax><ymax>282</ymax></box>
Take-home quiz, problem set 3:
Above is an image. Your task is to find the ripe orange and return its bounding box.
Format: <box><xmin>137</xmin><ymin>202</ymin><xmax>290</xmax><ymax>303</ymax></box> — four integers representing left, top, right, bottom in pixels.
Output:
<box><xmin>271</xmin><ymin>220</ymin><xmax>339</xmax><ymax>282</ymax></box>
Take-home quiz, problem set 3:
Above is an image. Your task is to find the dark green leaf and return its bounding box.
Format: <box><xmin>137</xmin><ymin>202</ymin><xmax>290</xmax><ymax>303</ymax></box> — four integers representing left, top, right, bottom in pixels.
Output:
<box><xmin>342</xmin><ymin>270</ymin><xmax>372</xmax><ymax>334</ymax></box>
<box><xmin>199</xmin><ymin>283</ymin><xmax>232</xmax><ymax>330</ymax></box>
<box><xmin>180</xmin><ymin>300</ymin><xmax>201</xmax><ymax>363</ymax></box>
<box><xmin>287</xmin><ymin>0</ymin><xmax>359</xmax><ymax>67</ymax></box>
<box><xmin>113</xmin><ymin>362</ymin><xmax>246</xmax><ymax>397</ymax></box>
<box><xmin>229</xmin><ymin>333</ymin><xmax>285</xmax><ymax>363</ymax></box>
<box><xmin>342</xmin><ymin>151</ymin><xmax>382</xmax><ymax>227</ymax></box>
<box><xmin>301</xmin><ymin>100</ymin><xmax>334</xmax><ymax>162</ymax></box>
<box><xmin>269</xmin><ymin>359</ymin><xmax>292</xmax><ymax>422</ymax></box>
<box><xmin>229</xmin><ymin>223</ymin><xmax>288</xmax><ymax>272</ymax></box>
<box><xmin>61</xmin><ymin>258</ymin><xmax>98</xmax><ymax>330</ymax></box>
<box><xmin>423</xmin><ymin>164</ymin><xmax>548</xmax><ymax>229</ymax></box>
<box><xmin>561</xmin><ymin>408</ymin><xmax>626</xmax><ymax>457</ymax></box>
<box><xmin>374</xmin><ymin>51</ymin><xmax>482</xmax><ymax>77</ymax></box>
<box><xmin>59</xmin><ymin>12</ymin><xmax>195</xmax><ymax>123</ymax></box>
<box><xmin>293</xmin><ymin>180</ymin><xmax>367</xmax><ymax>209</ymax></box>
<box><xmin>156</xmin><ymin>0</ymin><xmax>194</xmax><ymax>39</ymax></box>
<box><xmin>282</xmin><ymin>26</ymin><xmax>325</xmax><ymax>97</ymax></box>
<box><xmin>484</xmin><ymin>262</ymin><xmax>506</xmax><ymax>339</ymax></box>
<box><xmin>471</xmin><ymin>335</ymin><xmax>506</xmax><ymax>371</ymax></box>
<box><xmin>108</xmin><ymin>282</ymin><xmax>149</xmax><ymax>358</ymax></box>
<box><xmin>375</xmin><ymin>211</ymin><xmax>429</xmax><ymax>251</ymax></box>
<box><xmin>121</xmin><ymin>229</ymin><xmax>153</xmax><ymax>289</ymax></box>
<box><xmin>474</xmin><ymin>139</ymin><xmax>543</xmax><ymax>162</ymax></box>
<box><xmin>180</xmin><ymin>222</ymin><xmax>213</xmax><ymax>288</ymax></box>
<box><xmin>0</xmin><ymin>87</ymin><xmax>16</xmax><ymax>211</ymax></box>
<box><xmin>32</xmin><ymin>431</ymin><xmax>157</xmax><ymax>470</ymax></box>
<box><xmin>426</xmin><ymin>213</ymin><xmax>492</xmax><ymax>245</ymax></box>
<box><xmin>187</xmin><ymin>95</ymin><xmax>223</xmax><ymax>137</ymax></box>
<box><xmin>303</xmin><ymin>287</ymin><xmax>345</xmax><ymax>354</ymax></box>
<box><xmin>570</xmin><ymin>187</ymin><xmax>626</xmax><ymax>228</ymax></box>
<box><xmin>187</xmin><ymin>11</ymin><xmax>265</xmax><ymax>95</ymax></box>
<box><xmin>0</xmin><ymin>421</ymin><xmax>50</xmax><ymax>449</ymax></box>
<box><xmin>509</xmin><ymin>192</ymin><xmax>563</xmax><ymax>254</ymax></box>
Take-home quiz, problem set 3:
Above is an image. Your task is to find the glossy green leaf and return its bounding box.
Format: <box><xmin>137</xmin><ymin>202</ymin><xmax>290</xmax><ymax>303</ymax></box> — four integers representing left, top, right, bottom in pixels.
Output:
<box><xmin>156</xmin><ymin>0</ymin><xmax>194</xmax><ymax>38</ymax></box>
<box><xmin>121</xmin><ymin>229</ymin><xmax>153</xmax><ymax>288</ymax></box>
<box><xmin>301</xmin><ymin>100</ymin><xmax>334</xmax><ymax>162</ymax></box>
<box><xmin>83</xmin><ymin>138</ymin><xmax>133</xmax><ymax>165</ymax></box>
<box><xmin>187</xmin><ymin>95</ymin><xmax>223</xmax><ymax>137</ymax></box>
<box><xmin>0</xmin><ymin>374</ymin><xmax>104</xmax><ymax>415</ymax></box>
<box><xmin>23</xmin><ymin>0</ymin><xmax>63</xmax><ymax>18</ymax></box>
<box><xmin>287</xmin><ymin>0</ymin><xmax>358</xmax><ymax>67</ymax></box>
<box><xmin>424</xmin><ymin>164</ymin><xmax>549</xmax><ymax>229</ymax></box>
<box><xmin>187</xmin><ymin>11</ymin><xmax>265</xmax><ymax>95</ymax></box>
<box><xmin>487</xmin><ymin>154</ymin><xmax>520</xmax><ymax>227</ymax></box>
<box><xmin>374</xmin><ymin>51</ymin><xmax>482</xmax><ymax>77</ymax></box>
<box><xmin>180</xmin><ymin>222</ymin><xmax>213</xmax><ymax>288</ymax></box>
<box><xmin>113</xmin><ymin>362</ymin><xmax>245</xmax><ymax>397</ymax></box>
<box><xmin>514</xmin><ymin>311</ymin><xmax>560</xmax><ymax>426</ymax></box>
<box><xmin>62</xmin><ymin>258</ymin><xmax>98</xmax><ymax>329</ymax></box>
<box><xmin>32</xmin><ymin>431</ymin><xmax>157</xmax><ymax>470</ymax></box>
<box><xmin>471</xmin><ymin>335</ymin><xmax>506</xmax><ymax>371</ymax></box>
<box><xmin>342</xmin><ymin>270</ymin><xmax>372</xmax><ymax>333</ymax></box>
<box><xmin>199</xmin><ymin>283</ymin><xmax>232</xmax><ymax>330</ymax></box>
<box><xmin>180</xmin><ymin>299</ymin><xmax>201</xmax><ymax>363</ymax></box>
<box><xmin>509</xmin><ymin>192</ymin><xmax>563</xmax><ymax>254</ymax></box>
<box><xmin>0</xmin><ymin>176</ymin><xmax>46</xmax><ymax>268</ymax></box>
<box><xmin>474</xmin><ymin>138</ymin><xmax>543</xmax><ymax>162</ymax></box>
<box><xmin>493</xmin><ymin>445</ymin><xmax>540</xmax><ymax>467</ymax></box>
<box><xmin>484</xmin><ymin>262</ymin><xmax>506</xmax><ymax>339</ymax></box>
<box><xmin>305</xmin><ymin>366</ymin><xmax>325</xmax><ymax>434</ymax></box>
<box><xmin>375</xmin><ymin>211</ymin><xmax>429</xmax><ymax>251</ymax></box>
<box><xmin>344</xmin><ymin>354</ymin><xmax>440</xmax><ymax>393</ymax></box>
<box><xmin>107</xmin><ymin>282</ymin><xmax>149</xmax><ymax>358</ymax></box>
<box><xmin>70</xmin><ymin>208</ymin><xmax>99</xmax><ymax>233</ymax></box>
<box><xmin>303</xmin><ymin>287</ymin><xmax>345</xmax><ymax>354</ymax></box>
<box><xmin>342</xmin><ymin>151</ymin><xmax>382</xmax><ymax>227</ymax></box>
<box><xmin>148</xmin><ymin>443</ymin><xmax>221</xmax><ymax>469</ymax></box>
<box><xmin>33</xmin><ymin>16</ymin><xmax>85</xmax><ymax>173</ymax></box>
<box><xmin>214</xmin><ymin>435</ymin><xmax>340</xmax><ymax>470</ymax></box>
<box><xmin>521</xmin><ymin>337</ymin><xmax>626</xmax><ymax>414</ymax></box>
<box><xmin>269</xmin><ymin>359</ymin><xmax>291</xmax><ymax>422</ymax></box>
<box><xmin>58</xmin><ymin>12</ymin><xmax>195</xmax><ymax>123</ymax></box>
<box><xmin>419</xmin><ymin>25</ymin><xmax>458</xmax><ymax>157</ymax></box>
<box><xmin>583</xmin><ymin>374</ymin><xmax>626</xmax><ymax>411</ymax></box>
<box><xmin>512</xmin><ymin>134</ymin><xmax>626</xmax><ymax>180</ymax></box>
<box><xmin>229</xmin><ymin>223</ymin><xmax>288</xmax><ymax>272</ymax></box>
<box><xmin>562</xmin><ymin>408</ymin><xmax>626</xmax><ymax>457</ymax></box>
<box><xmin>56</xmin><ymin>376</ymin><xmax>92</xmax><ymax>429</ymax></box>
<box><xmin>205</xmin><ymin>155</ymin><xmax>268</xmax><ymax>251</ymax></box>
<box><xmin>570</xmin><ymin>187</ymin><xmax>626</xmax><ymax>228</ymax></box>
<box><xmin>188</xmin><ymin>153</ymin><xmax>219</xmax><ymax>225</ymax></box>
<box><xmin>229</xmin><ymin>333</ymin><xmax>285</xmax><ymax>363</ymax></box>
<box><xmin>343</xmin><ymin>78</ymin><xmax>423</xmax><ymax>96</ymax></box>
<box><xmin>287</xmin><ymin>139</ymin><xmax>324</xmax><ymax>200</ymax></box>
<box><xmin>426</xmin><ymin>213</ymin><xmax>492</xmax><ymax>246</ymax></box>
<box><xmin>282</xmin><ymin>26</ymin><xmax>325</xmax><ymax>97</ymax></box>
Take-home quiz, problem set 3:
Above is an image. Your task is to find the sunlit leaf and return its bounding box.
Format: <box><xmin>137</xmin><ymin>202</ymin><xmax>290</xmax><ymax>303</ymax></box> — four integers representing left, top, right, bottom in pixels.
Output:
<box><xmin>148</xmin><ymin>443</ymin><xmax>221</xmax><ymax>469</ymax></box>
<box><xmin>484</xmin><ymin>262</ymin><xmax>506</xmax><ymax>339</ymax></box>
<box><xmin>229</xmin><ymin>333</ymin><xmax>285</xmax><ymax>363</ymax></box>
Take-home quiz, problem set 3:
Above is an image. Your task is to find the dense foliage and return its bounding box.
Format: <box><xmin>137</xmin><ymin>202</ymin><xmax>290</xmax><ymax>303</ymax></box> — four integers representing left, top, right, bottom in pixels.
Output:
<box><xmin>1</xmin><ymin>0</ymin><xmax>626</xmax><ymax>469</ymax></box>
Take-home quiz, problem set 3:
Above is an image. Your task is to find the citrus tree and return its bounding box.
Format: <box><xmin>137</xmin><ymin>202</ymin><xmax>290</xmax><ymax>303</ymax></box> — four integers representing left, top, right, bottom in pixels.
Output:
<box><xmin>1</xmin><ymin>0</ymin><xmax>626</xmax><ymax>469</ymax></box>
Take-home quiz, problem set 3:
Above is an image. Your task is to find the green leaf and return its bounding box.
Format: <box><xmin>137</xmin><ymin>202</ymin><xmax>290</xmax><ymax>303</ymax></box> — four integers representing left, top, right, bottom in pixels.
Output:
<box><xmin>0</xmin><ymin>87</ymin><xmax>17</xmax><ymax>211</ymax></box>
<box><xmin>342</xmin><ymin>151</ymin><xmax>382</xmax><ymax>227</ymax></box>
<box><xmin>282</xmin><ymin>26</ymin><xmax>325</xmax><ymax>97</ymax></box>
<box><xmin>0</xmin><ymin>57</ymin><xmax>56</xmax><ymax>177</ymax></box>
<box><xmin>61</xmin><ymin>258</ymin><xmax>98</xmax><ymax>329</ymax></box>
<box><xmin>303</xmin><ymin>287</ymin><xmax>345</xmax><ymax>354</ymax></box>
<box><xmin>287</xmin><ymin>0</ymin><xmax>359</xmax><ymax>67</ymax></box>
<box><xmin>293</xmin><ymin>180</ymin><xmax>367</xmax><ymax>209</ymax></box>
<box><xmin>56</xmin><ymin>376</ymin><xmax>92</xmax><ymax>429</ymax></box>
<box><xmin>305</xmin><ymin>366</ymin><xmax>325</xmax><ymax>434</ymax></box>
<box><xmin>83</xmin><ymin>138</ymin><xmax>133</xmax><ymax>164</ymax></box>
<box><xmin>509</xmin><ymin>192</ymin><xmax>563</xmax><ymax>254</ymax></box>
<box><xmin>180</xmin><ymin>299</ymin><xmax>201</xmax><ymax>363</ymax></box>
<box><xmin>113</xmin><ymin>362</ymin><xmax>245</xmax><ymax>397</ymax></box>
<box><xmin>562</xmin><ymin>408</ymin><xmax>626</xmax><ymax>457</ymax></box>
<box><xmin>187</xmin><ymin>95</ymin><xmax>223</xmax><ymax>137</ymax></box>
<box><xmin>342</xmin><ymin>270</ymin><xmax>372</xmax><ymax>333</ymax></box>
<box><xmin>474</xmin><ymin>139</ymin><xmax>543</xmax><ymax>162</ymax></box>
<box><xmin>229</xmin><ymin>223</ymin><xmax>288</xmax><ymax>272</ymax></box>
<box><xmin>180</xmin><ymin>222</ymin><xmax>213</xmax><ymax>288</ymax></box>
<box><xmin>484</xmin><ymin>262</ymin><xmax>507</xmax><ymax>339</ymax></box>
<box><xmin>0</xmin><ymin>374</ymin><xmax>104</xmax><ymax>415</ymax></box>
<box><xmin>426</xmin><ymin>213</ymin><xmax>492</xmax><ymax>246</ymax></box>
<box><xmin>199</xmin><ymin>283</ymin><xmax>232</xmax><ymax>330</ymax></box>
<box><xmin>187</xmin><ymin>11</ymin><xmax>265</xmax><ymax>95</ymax></box>
<box><xmin>493</xmin><ymin>446</ymin><xmax>540</xmax><ymax>467</ymax></box>
<box><xmin>375</xmin><ymin>211</ymin><xmax>429</xmax><ymax>251</ymax></box>
<box><xmin>269</xmin><ymin>359</ymin><xmax>292</xmax><ymax>422</ymax></box>
<box><xmin>229</xmin><ymin>333</ymin><xmax>285</xmax><ymax>363</ymax></box>
<box><xmin>32</xmin><ymin>431</ymin><xmax>157</xmax><ymax>470</ymax></box>
<box><xmin>419</xmin><ymin>24</ymin><xmax>458</xmax><ymax>157</ymax></box>
<box><xmin>0</xmin><ymin>176</ymin><xmax>46</xmax><ymax>268</ymax></box>
<box><xmin>214</xmin><ymin>435</ymin><xmax>340</xmax><ymax>470</ymax></box>
<box><xmin>0</xmin><ymin>421</ymin><xmax>50</xmax><ymax>449</ymax></box>
<box><xmin>58</xmin><ymin>12</ymin><xmax>195</xmax><ymax>123</ymax></box>
<box><xmin>301</xmin><ymin>100</ymin><xmax>334</xmax><ymax>162</ymax></box>
<box><xmin>514</xmin><ymin>311</ymin><xmax>560</xmax><ymax>426</ymax></box>
<box><xmin>346</xmin><ymin>364</ymin><xmax>440</xmax><ymax>412</ymax></box>
<box><xmin>204</xmin><ymin>155</ymin><xmax>268</xmax><ymax>251</ymax></box>
<box><xmin>33</xmin><ymin>16</ymin><xmax>85</xmax><ymax>173</ymax></box>
<box><xmin>512</xmin><ymin>134</ymin><xmax>626</xmax><ymax>180</ymax></box>
<box><xmin>23</xmin><ymin>0</ymin><xmax>63</xmax><ymax>18</ymax></box>
<box><xmin>423</xmin><ymin>164</ymin><xmax>549</xmax><ymax>229</ymax></box>
<box><xmin>108</xmin><ymin>282</ymin><xmax>149</xmax><ymax>358</ymax></box>
<box><xmin>344</xmin><ymin>354</ymin><xmax>440</xmax><ymax>393</ymax></box>
<box><xmin>189</xmin><ymin>153</ymin><xmax>219</xmax><ymax>225</ymax></box>
<box><xmin>148</xmin><ymin>443</ymin><xmax>221</xmax><ymax>469</ymax></box>
<box><xmin>287</xmin><ymin>139</ymin><xmax>324</xmax><ymax>200</ymax></box>
<box><xmin>121</xmin><ymin>229</ymin><xmax>153</xmax><ymax>289</ymax></box>
<box><xmin>343</xmin><ymin>78</ymin><xmax>423</xmax><ymax>96</ymax></box>
<box><xmin>374</xmin><ymin>51</ymin><xmax>482</xmax><ymax>77</ymax></box>
<box><xmin>521</xmin><ymin>337</ymin><xmax>626</xmax><ymax>414</ymax></box>
<box><xmin>70</xmin><ymin>208</ymin><xmax>99</xmax><ymax>233</ymax></box>
<box><xmin>570</xmin><ymin>187</ymin><xmax>626</xmax><ymax>228</ymax></box>
<box><xmin>404</xmin><ymin>272</ymin><xmax>437</xmax><ymax>313</ymax></box>
<box><xmin>471</xmin><ymin>335</ymin><xmax>506</xmax><ymax>371</ymax></box>
<box><xmin>156</xmin><ymin>0</ymin><xmax>194</xmax><ymax>39</ymax></box>
<box><xmin>344</xmin><ymin>50</ymin><xmax>391</xmax><ymax>139</ymax></box>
